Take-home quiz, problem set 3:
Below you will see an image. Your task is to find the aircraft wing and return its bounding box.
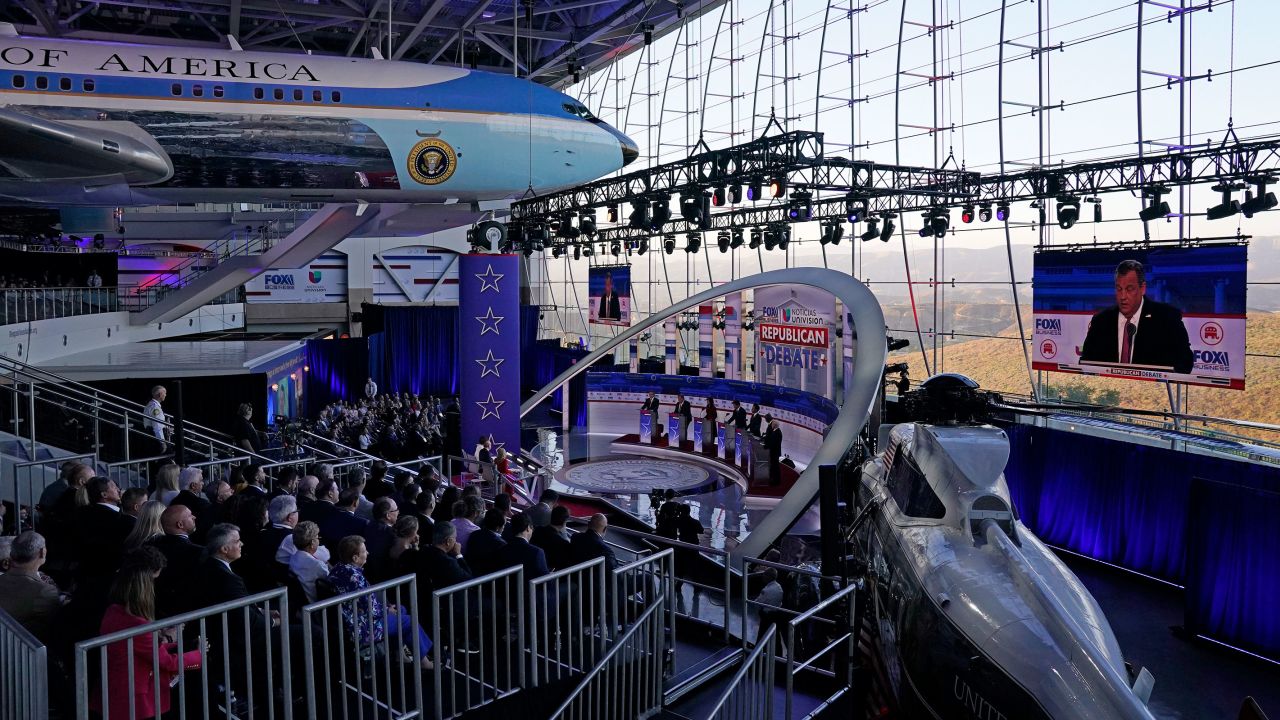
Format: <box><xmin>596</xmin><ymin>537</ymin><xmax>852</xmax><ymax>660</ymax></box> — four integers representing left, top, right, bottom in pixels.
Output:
<box><xmin>0</xmin><ymin>107</ymin><xmax>173</xmax><ymax>186</ymax></box>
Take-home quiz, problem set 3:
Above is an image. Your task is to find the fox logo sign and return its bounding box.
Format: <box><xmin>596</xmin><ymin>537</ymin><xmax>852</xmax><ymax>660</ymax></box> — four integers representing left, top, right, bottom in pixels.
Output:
<box><xmin>1194</xmin><ymin>350</ymin><xmax>1230</xmax><ymax>369</ymax></box>
<box><xmin>264</xmin><ymin>274</ymin><xmax>294</xmax><ymax>289</ymax></box>
<box><xmin>1035</xmin><ymin>318</ymin><xmax>1062</xmax><ymax>335</ymax></box>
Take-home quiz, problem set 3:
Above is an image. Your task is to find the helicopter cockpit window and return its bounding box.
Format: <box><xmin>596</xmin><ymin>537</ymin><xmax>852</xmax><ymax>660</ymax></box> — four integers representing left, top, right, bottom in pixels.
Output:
<box><xmin>886</xmin><ymin>452</ymin><xmax>946</xmax><ymax>519</ymax></box>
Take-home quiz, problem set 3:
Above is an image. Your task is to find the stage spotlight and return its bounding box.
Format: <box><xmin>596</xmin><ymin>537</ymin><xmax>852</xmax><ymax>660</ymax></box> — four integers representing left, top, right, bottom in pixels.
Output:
<box><xmin>610</xmin><ymin>241</ymin><xmax>621</xmax><ymax>257</ymax></box>
<box><xmin>777</xmin><ymin>226</ymin><xmax>791</xmax><ymax>251</ymax></box>
<box><xmin>573</xmin><ymin>244</ymin><xmax>581</xmax><ymax>260</ymax></box>
<box><xmin>787</xmin><ymin>190</ymin><xmax>812</xmax><ymax>221</ymax></box>
<box><xmin>680</xmin><ymin>192</ymin><xmax>704</xmax><ymax>222</ymax></box>
<box><xmin>729</xmin><ymin>185</ymin><xmax>743</xmax><ymax>204</ymax></box>
<box><xmin>551</xmin><ymin>244</ymin><xmax>562</xmax><ymax>258</ymax></box>
<box><xmin>712</xmin><ymin>186</ymin><xmax>726</xmax><ymax>207</ymax></box>
<box><xmin>929</xmin><ymin>208</ymin><xmax>950</xmax><ymax>237</ymax></box>
<box><xmin>686</xmin><ymin>232</ymin><xmax>702</xmax><ymax>253</ymax></box>
<box><xmin>607</xmin><ymin>204</ymin><xmax>619</xmax><ymax>223</ymax></box>
<box><xmin>637</xmin><ymin>237</ymin><xmax>649</xmax><ymax>255</ymax></box>
<box><xmin>650</xmin><ymin>195</ymin><xmax>672</xmax><ymax>230</ymax></box>
<box><xmin>995</xmin><ymin>203</ymin><xmax>1010</xmax><ymax>222</ymax></box>
<box><xmin>628</xmin><ymin>200</ymin><xmax>649</xmax><ymax>229</ymax></box>
<box><xmin>1139</xmin><ymin>193</ymin><xmax>1170</xmax><ymax>222</ymax></box>
<box><xmin>918</xmin><ymin>224</ymin><xmax>930</xmax><ymax>239</ymax></box>
<box><xmin>749</xmin><ymin>227</ymin><xmax>763</xmax><ymax>249</ymax></box>
<box><xmin>768</xmin><ymin>174</ymin><xmax>787</xmax><ymax>199</ymax></box>
<box><xmin>579</xmin><ymin>211</ymin><xmax>597</xmax><ymax>236</ymax></box>
<box><xmin>643</xmin><ymin>24</ymin><xmax>653</xmax><ymax>45</ymax></box>
<box><xmin>763</xmin><ymin>228</ymin><xmax>777</xmax><ymax>251</ymax></box>
<box><xmin>717</xmin><ymin>230</ymin><xmax>730</xmax><ymax>253</ymax></box>
<box><xmin>663</xmin><ymin>235</ymin><xmax>676</xmax><ymax>254</ymax></box>
<box><xmin>861</xmin><ymin>219</ymin><xmax>880</xmax><ymax>242</ymax></box>
<box><xmin>1242</xmin><ymin>184</ymin><xmax>1278</xmax><ymax>218</ymax></box>
<box><xmin>820</xmin><ymin>222</ymin><xmax>844</xmax><ymax>246</ymax></box>
<box><xmin>961</xmin><ymin>205</ymin><xmax>975</xmax><ymax>224</ymax></box>
<box><xmin>845</xmin><ymin>197</ymin><xmax>866</xmax><ymax>223</ymax></box>
<box><xmin>581</xmin><ymin>242</ymin><xmax>593</xmax><ymax>257</ymax></box>
<box><xmin>746</xmin><ymin>176</ymin><xmax>763</xmax><ymax>201</ymax></box>
<box><xmin>556</xmin><ymin>215</ymin><xmax>580</xmax><ymax>239</ymax></box>
<box><xmin>1056</xmin><ymin>197</ymin><xmax>1080</xmax><ymax>229</ymax></box>
<box><xmin>730</xmin><ymin>228</ymin><xmax>744</xmax><ymax>248</ymax></box>
<box><xmin>880</xmin><ymin>213</ymin><xmax>896</xmax><ymax>242</ymax></box>
<box><xmin>979</xmin><ymin>204</ymin><xmax>993</xmax><ymax>222</ymax></box>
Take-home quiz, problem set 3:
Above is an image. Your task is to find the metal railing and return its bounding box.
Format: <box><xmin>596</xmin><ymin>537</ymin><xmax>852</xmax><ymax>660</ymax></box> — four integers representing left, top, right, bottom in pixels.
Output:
<box><xmin>5</xmin><ymin>453</ymin><xmax>96</xmax><ymax>532</ymax></box>
<box><xmin>528</xmin><ymin>557</ymin><xmax>608</xmax><ymax>686</ymax></box>
<box><xmin>431</xmin><ymin>565</ymin><xmax>526</xmax><ymax>720</ymax></box>
<box><xmin>443</xmin><ymin>454</ymin><xmax>535</xmax><ymax>500</ymax></box>
<box><xmin>0</xmin><ymin>286</ymin><xmax>120</xmax><ymax>324</ymax></box>
<box><xmin>300</xmin><ymin>574</ymin><xmax>425</xmax><ymax>720</ymax></box>
<box><xmin>0</xmin><ymin>606</ymin><xmax>49</xmax><ymax>720</ymax></box>
<box><xmin>780</xmin><ymin>582</ymin><xmax>858</xmax><ymax>719</ymax></box>
<box><xmin>705</xmin><ymin>626</ymin><xmax>777</xmax><ymax>720</ymax></box>
<box><xmin>612</xmin><ymin>548</ymin><xmax>676</xmax><ymax>652</ymax></box>
<box><xmin>607</xmin><ymin>526</ymin><xmax>733</xmax><ymax>645</ymax></box>
<box><xmin>739</xmin><ymin>556</ymin><xmax>833</xmax><ymax>651</ymax></box>
<box><xmin>187</xmin><ymin>455</ymin><xmax>252</xmax><ymax>487</ymax></box>
<box><xmin>105</xmin><ymin>454</ymin><xmax>174</xmax><ymax>491</ymax></box>
<box><xmin>74</xmin><ymin>587</ymin><xmax>293</xmax><ymax>720</ymax></box>
<box><xmin>547</xmin><ymin>595</ymin><xmax>667</xmax><ymax>720</ymax></box>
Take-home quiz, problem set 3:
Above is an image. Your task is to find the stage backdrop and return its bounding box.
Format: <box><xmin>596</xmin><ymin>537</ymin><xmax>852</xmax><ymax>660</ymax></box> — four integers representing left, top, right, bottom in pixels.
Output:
<box><xmin>1032</xmin><ymin>244</ymin><xmax>1247</xmax><ymax>389</ymax></box>
<box><xmin>754</xmin><ymin>284</ymin><xmax>837</xmax><ymax>398</ymax></box>
<box><xmin>459</xmin><ymin>254</ymin><xmax>522</xmax><ymax>455</ymax></box>
<box><xmin>588</xmin><ymin>265</ymin><xmax>631</xmax><ymax>326</ymax></box>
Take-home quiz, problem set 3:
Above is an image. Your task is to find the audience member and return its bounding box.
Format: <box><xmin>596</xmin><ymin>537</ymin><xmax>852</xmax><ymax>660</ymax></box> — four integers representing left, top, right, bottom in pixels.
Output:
<box><xmin>433</xmin><ymin>486</ymin><xmax>460</xmax><ymax>526</ymax></box>
<box><xmin>149</xmin><ymin>505</ymin><xmax>203</xmax><ymax>617</ymax></box>
<box><xmin>264</xmin><ymin>495</ymin><xmax>298</xmax><ymax>560</ymax></box>
<box><xmin>0</xmin><ymin>531</ymin><xmax>65</xmax><ymax>643</ymax></box>
<box><xmin>526</xmin><ymin>489</ymin><xmax>559</xmax><ymax>529</ymax></box>
<box><xmin>124</xmin><ymin>500</ymin><xmax>165</xmax><ymax>551</ymax></box>
<box><xmin>170</xmin><ymin>467</ymin><xmax>210</xmax><ymax>517</ymax></box>
<box><xmin>296</xmin><ymin>475</ymin><xmax>321</xmax><ymax>521</ymax></box>
<box><xmin>464</xmin><ymin>509</ymin><xmax>507</xmax><ymax>575</ymax></box>
<box><xmin>569</xmin><ymin>513</ymin><xmax>616</xmax><ymax>575</ymax></box>
<box><xmin>451</xmin><ymin>495</ymin><xmax>484</xmax><ymax>550</ymax></box>
<box><xmin>319</xmin><ymin>487</ymin><xmax>368</xmax><ymax>550</ymax></box>
<box><xmin>287</xmin><ymin>522</ymin><xmax>329</xmax><ymax>603</ymax></box>
<box><xmin>532</xmin><ymin>505</ymin><xmax>573</xmax><ymax>571</ymax></box>
<box><xmin>386</xmin><ymin>516</ymin><xmax>420</xmax><ymax>578</ymax></box>
<box><xmin>415</xmin><ymin>521</ymin><xmax>472</xmax><ymax>597</ymax></box>
<box><xmin>328</xmin><ymin>536</ymin><xmax>433</xmax><ymax>670</ymax></box>
<box><xmin>240</xmin><ymin>463</ymin><xmax>268</xmax><ymax>496</ymax></box>
<box><xmin>305</xmin><ymin>477</ymin><xmax>339</xmax><ymax>529</ymax></box>
<box><xmin>120</xmin><ymin>487</ymin><xmax>147</xmax><ymax>518</ymax></box>
<box><xmin>361</xmin><ymin>496</ymin><xmax>399</xmax><ymax>578</ymax></box>
<box><xmin>151</xmin><ymin>463</ymin><xmax>181</xmax><ymax>505</ymax></box>
<box><xmin>493</xmin><ymin>513</ymin><xmax>549</xmax><ymax>581</ymax></box>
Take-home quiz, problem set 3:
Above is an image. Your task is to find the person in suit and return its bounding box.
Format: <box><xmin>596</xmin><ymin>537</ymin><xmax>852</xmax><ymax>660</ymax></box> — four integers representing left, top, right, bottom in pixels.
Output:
<box><xmin>492</xmin><ymin>513</ymin><xmax>549</xmax><ymax>581</ymax></box>
<box><xmin>319</xmin><ymin>487</ymin><xmax>369</xmax><ymax>551</ymax></box>
<box><xmin>0</xmin><ymin>531</ymin><xmax>65</xmax><ymax>644</ymax></box>
<box><xmin>263</xmin><ymin>495</ymin><xmax>298</xmax><ymax>562</ymax></box>
<box><xmin>531</xmin><ymin>505</ymin><xmax>573</xmax><ymax>571</ymax></box>
<box><xmin>170</xmin><ymin>467</ymin><xmax>210</xmax><ymax>514</ymax></box>
<box><xmin>361</xmin><ymin>497</ymin><xmax>399</xmax><ymax>579</ymax></box>
<box><xmin>296</xmin><ymin>475</ymin><xmax>322</xmax><ymax>523</ymax></box>
<box><xmin>598</xmin><ymin>271</ymin><xmax>622</xmax><ymax>321</ymax></box>
<box><xmin>415</xmin><ymin>521</ymin><xmax>472</xmax><ymax>594</ymax></box>
<box><xmin>475</xmin><ymin>435</ymin><xmax>494</xmax><ymax>465</ymax></box>
<box><xmin>464</xmin><ymin>509</ymin><xmax>507</xmax><ymax>575</ymax></box>
<box><xmin>569</xmin><ymin>513</ymin><xmax>616</xmax><ymax>575</ymax></box>
<box><xmin>1079</xmin><ymin>259</ymin><xmax>1194</xmax><ymax>373</ymax></box>
<box><xmin>730</xmin><ymin>400</ymin><xmax>748</xmax><ymax>430</ymax></box>
<box><xmin>764</xmin><ymin>415</ymin><xmax>784</xmax><ymax>486</ymax></box>
<box><xmin>675</xmin><ymin>394</ymin><xmax>693</xmax><ymax>443</ymax></box>
<box><xmin>73</xmin><ymin>477</ymin><xmax>135</xmax><ymax>587</ymax></box>
<box><xmin>149</xmin><ymin>505</ymin><xmax>205</xmax><ymax>617</ymax></box>
<box><xmin>747</xmin><ymin>403</ymin><xmax>764</xmax><ymax>436</ymax></box>
<box><xmin>524</xmin><ymin>489</ymin><xmax>559</xmax><ymax>530</ymax></box>
<box><xmin>640</xmin><ymin>391</ymin><xmax>660</xmax><ymax>413</ymax></box>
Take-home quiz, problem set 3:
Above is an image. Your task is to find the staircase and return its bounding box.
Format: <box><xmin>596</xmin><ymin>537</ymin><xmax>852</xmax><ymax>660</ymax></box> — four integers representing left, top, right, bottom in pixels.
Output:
<box><xmin>129</xmin><ymin>202</ymin><xmax>382</xmax><ymax>325</ymax></box>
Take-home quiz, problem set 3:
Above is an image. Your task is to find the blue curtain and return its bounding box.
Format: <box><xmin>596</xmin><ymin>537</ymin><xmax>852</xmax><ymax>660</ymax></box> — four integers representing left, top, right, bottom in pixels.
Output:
<box><xmin>1000</xmin><ymin>422</ymin><xmax>1280</xmax><ymax>660</ymax></box>
<box><xmin>374</xmin><ymin>306</ymin><xmax>459</xmax><ymax>398</ymax></box>
<box><xmin>304</xmin><ymin>338</ymin><xmax>368</xmax><ymax>412</ymax></box>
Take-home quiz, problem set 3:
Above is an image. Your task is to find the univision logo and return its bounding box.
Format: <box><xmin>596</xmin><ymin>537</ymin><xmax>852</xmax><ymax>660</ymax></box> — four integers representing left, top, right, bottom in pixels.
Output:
<box><xmin>308</xmin><ymin>270</ymin><xmax>323</xmax><ymax>284</ymax></box>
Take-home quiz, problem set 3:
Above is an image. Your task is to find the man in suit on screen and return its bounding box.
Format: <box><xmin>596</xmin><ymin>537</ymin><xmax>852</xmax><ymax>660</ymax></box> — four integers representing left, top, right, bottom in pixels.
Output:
<box><xmin>1079</xmin><ymin>259</ymin><xmax>1194</xmax><ymax>374</ymax></box>
<box><xmin>598</xmin><ymin>271</ymin><xmax>622</xmax><ymax>321</ymax></box>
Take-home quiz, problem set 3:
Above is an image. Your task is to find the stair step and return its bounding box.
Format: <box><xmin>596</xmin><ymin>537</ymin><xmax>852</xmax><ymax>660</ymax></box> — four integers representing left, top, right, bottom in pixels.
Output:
<box><xmin>663</xmin><ymin>646</ymin><xmax>744</xmax><ymax>705</ymax></box>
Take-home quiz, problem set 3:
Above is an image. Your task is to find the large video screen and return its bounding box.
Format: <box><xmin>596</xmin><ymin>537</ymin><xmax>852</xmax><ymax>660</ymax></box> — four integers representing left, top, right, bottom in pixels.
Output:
<box><xmin>589</xmin><ymin>265</ymin><xmax>631</xmax><ymax>326</ymax></box>
<box><xmin>1032</xmin><ymin>244</ymin><xmax>1247</xmax><ymax>389</ymax></box>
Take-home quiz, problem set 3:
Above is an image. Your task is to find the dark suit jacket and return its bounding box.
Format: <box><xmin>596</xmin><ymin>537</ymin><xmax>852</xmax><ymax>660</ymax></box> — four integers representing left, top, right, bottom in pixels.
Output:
<box><xmin>493</xmin><ymin>537</ymin><xmax>549</xmax><ymax>581</ymax></box>
<box><xmin>170</xmin><ymin>490</ymin><xmax>211</xmax><ymax>518</ymax></box>
<box><xmin>765</xmin><ymin>425</ymin><xmax>783</xmax><ymax>459</ymax></box>
<box><xmin>569</xmin><ymin>531</ymin><xmax>616</xmax><ymax>575</ymax></box>
<box><xmin>415</xmin><ymin>546</ymin><xmax>473</xmax><ymax>594</ymax></box>
<box><xmin>464</xmin><ymin>529</ymin><xmax>507</xmax><ymax>575</ymax></box>
<box><xmin>531</xmin><ymin>525</ymin><xmax>573</xmax><ymax>571</ymax></box>
<box><xmin>732</xmin><ymin>407</ymin><xmax>748</xmax><ymax>429</ymax></box>
<box><xmin>599</xmin><ymin>291</ymin><xmax>621</xmax><ymax>320</ymax></box>
<box><xmin>747</xmin><ymin>413</ymin><xmax>763</xmax><ymax>436</ymax></box>
<box><xmin>262</xmin><ymin>525</ymin><xmax>292</xmax><ymax>562</ymax></box>
<box><xmin>319</xmin><ymin>509</ymin><xmax>368</xmax><ymax>549</ymax></box>
<box><xmin>362</xmin><ymin>522</ymin><xmax>395</xmax><ymax>563</ymax></box>
<box><xmin>1079</xmin><ymin>298</ymin><xmax>1194</xmax><ymax>373</ymax></box>
<box><xmin>640</xmin><ymin>397</ymin><xmax>660</xmax><ymax>413</ymax></box>
<box><xmin>676</xmin><ymin>401</ymin><xmax>692</xmax><ymax>423</ymax></box>
<box><xmin>73</xmin><ymin>504</ymin><xmax>135</xmax><ymax>583</ymax></box>
<box><xmin>148</xmin><ymin>534</ymin><xmax>205</xmax><ymax>617</ymax></box>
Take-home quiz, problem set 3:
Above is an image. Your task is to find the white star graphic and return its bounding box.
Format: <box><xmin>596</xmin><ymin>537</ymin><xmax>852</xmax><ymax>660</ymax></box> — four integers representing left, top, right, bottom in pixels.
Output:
<box><xmin>475</xmin><ymin>307</ymin><xmax>504</xmax><ymax>336</ymax></box>
<box><xmin>476</xmin><ymin>264</ymin><xmax>504</xmax><ymax>293</ymax></box>
<box><xmin>476</xmin><ymin>349</ymin><xmax>505</xmax><ymax>378</ymax></box>
<box><xmin>486</xmin><ymin>433</ymin><xmax>506</xmax><ymax>454</ymax></box>
<box><xmin>476</xmin><ymin>392</ymin><xmax>505</xmax><ymax>420</ymax></box>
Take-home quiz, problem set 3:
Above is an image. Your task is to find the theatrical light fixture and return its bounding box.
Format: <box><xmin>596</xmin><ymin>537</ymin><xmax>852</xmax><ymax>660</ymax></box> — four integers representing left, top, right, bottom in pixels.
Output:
<box><xmin>650</xmin><ymin>195</ymin><xmax>672</xmax><ymax>230</ymax></box>
<box><xmin>628</xmin><ymin>199</ymin><xmax>649</xmax><ymax>229</ymax></box>
<box><xmin>572</xmin><ymin>244</ymin><xmax>581</xmax><ymax>260</ymax></box>
<box><xmin>685</xmin><ymin>232</ymin><xmax>702</xmax><ymax>253</ymax></box>
<box><xmin>845</xmin><ymin>196</ymin><xmax>867</xmax><ymax>223</ymax></box>
<box><xmin>555</xmin><ymin>215</ymin><xmax>580</xmax><ymax>239</ymax></box>
<box><xmin>979</xmin><ymin>204</ymin><xmax>993</xmax><ymax>222</ymax></box>
<box><xmin>729</xmin><ymin>185</ymin><xmax>743</xmax><ymax>204</ymax></box>
<box><xmin>768</xmin><ymin>174</ymin><xmax>787</xmax><ymax>199</ymax></box>
<box><xmin>787</xmin><ymin>190</ymin><xmax>813</xmax><ymax>221</ymax></box>
<box><xmin>606</xmin><ymin>205</ymin><xmax>619</xmax><ymax>223</ymax></box>
<box><xmin>1056</xmin><ymin>196</ymin><xmax>1080</xmax><ymax>230</ymax></box>
<box><xmin>746</xmin><ymin>176</ymin><xmax>763</xmax><ymax>201</ymax></box>
<box><xmin>579</xmin><ymin>211</ymin><xmax>596</xmax><ymax>236</ymax></box>
<box><xmin>880</xmin><ymin>213</ymin><xmax>896</xmax><ymax>242</ymax></box>
<box><xmin>610</xmin><ymin>241</ymin><xmax>621</xmax><ymax>257</ymax></box>
<box><xmin>1242</xmin><ymin>181</ymin><xmax>1278</xmax><ymax>217</ymax></box>
<box><xmin>929</xmin><ymin>208</ymin><xmax>950</xmax><ymax>238</ymax></box>
<box><xmin>711</xmin><ymin>186</ymin><xmax>726</xmax><ymax>207</ymax></box>
<box><xmin>637</xmin><ymin>237</ymin><xmax>649</xmax><ymax>255</ymax></box>
<box><xmin>581</xmin><ymin>241</ymin><xmax>593</xmax><ymax>257</ymax></box>
<box><xmin>820</xmin><ymin>222</ymin><xmax>844</xmax><ymax>246</ymax></box>
<box><xmin>551</xmin><ymin>245</ymin><xmax>563</xmax><ymax>258</ymax></box>
<box><xmin>861</xmin><ymin>218</ymin><xmax>880</xmax><ymax>242</ymax></box>
<box><xmin>749</xmin><ymin>227</ymin><xmax>763</xmax><ymax>249</ymax></box>
<box><xmin>730</xmin><ymin>228</ymin><xmax>745</xmax><ymax>249</ymax></box>
<box><xmin>1139</xmin><ymin>190</ymin><xmax>1171</xmax><ymax>222</ymax></box>
<box><xmin>961</xmin><ymin>205</ymin><xmax>975</xmax><ymax>224</ymax></box>
<box><xmin>663</xmin><ymin>234</ymin><xmax>676</xmax><ymax>255</ymax></box>
<box><xmin>777</xmin><ymin>226</ymin><xmax>791</xmax><ymax>251</ymax></box>
<box><xmin>680</xmin><ymin>192</ymin><xmax>703</xmax><ymax>222</ymax></box>
<box><xmin>995</xmin><ymin>203</ymin><xmax>1010</xmax><ymax>222</ymax></box>
<box><xmin>717</xmin><ymin>230</ymin><xmax>731</xmax><ymax>253</ymax></box>
<box><xmin>763</xmin><ymin>227</ymin><xmax>777</xmax><ymax>251</ymax></box>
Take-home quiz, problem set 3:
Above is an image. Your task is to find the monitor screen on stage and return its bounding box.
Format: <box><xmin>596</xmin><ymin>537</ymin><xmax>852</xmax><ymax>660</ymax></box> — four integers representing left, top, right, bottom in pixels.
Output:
<box><xmin>589</xmin><ymin>265</ymin><xmax>632</xmax><ymax>326</ymax></box>
<box><xmin>1031</xmin><ymin>244</ymin><xmax>1247</xmax><ymax>389</ymax></box>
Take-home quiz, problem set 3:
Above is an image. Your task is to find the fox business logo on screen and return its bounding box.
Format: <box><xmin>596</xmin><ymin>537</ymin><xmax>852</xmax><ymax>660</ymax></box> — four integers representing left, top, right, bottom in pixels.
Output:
<box><xmin>1034</xmin><ymin>318</ymin><xmax>1063</xmax><ymax>336</ymax></box>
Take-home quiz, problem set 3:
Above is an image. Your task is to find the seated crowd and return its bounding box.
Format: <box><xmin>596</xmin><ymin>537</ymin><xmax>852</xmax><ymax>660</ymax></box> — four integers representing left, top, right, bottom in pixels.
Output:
<box><xmin>0</xmin><ymin>457</ymin><xmax>617</xmax><ymax>718</ymax></box>
<box><xmin>309</xmin><ymin>392</ymin><xmax>451</xmax><ymax>461</ymax></box>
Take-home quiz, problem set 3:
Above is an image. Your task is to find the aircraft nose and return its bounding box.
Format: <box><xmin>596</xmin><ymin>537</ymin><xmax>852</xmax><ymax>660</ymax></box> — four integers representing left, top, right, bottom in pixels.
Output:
<box><xmin>620</xmin><ymin>134</ymin><xmax>639</xmax><ymax>166</ymax></box>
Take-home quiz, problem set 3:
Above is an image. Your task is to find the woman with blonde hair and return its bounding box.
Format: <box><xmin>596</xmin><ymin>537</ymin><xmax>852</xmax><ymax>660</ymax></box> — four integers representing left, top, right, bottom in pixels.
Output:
<box><xmin>124</xmin><ymin>500</ymin><xmax>166</xmax><ymax>551</ymax></box>
<box><xmin>151</xmin><ymin>463</ymin><xmax>181</xmax><ymax>505</ymax></box>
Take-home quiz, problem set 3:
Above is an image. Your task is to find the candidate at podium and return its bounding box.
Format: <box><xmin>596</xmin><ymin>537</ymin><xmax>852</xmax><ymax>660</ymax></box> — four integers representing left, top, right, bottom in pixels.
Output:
<box><xmin>730</xmin><ymin>400</ymin><xmax>748</xmax><ymax>430</ymax></box>
<box><xmin>703</xmin><ymin>398</ymin><xmax>718</xmax><ymax>424</ymax></box>
<box><xmin>674</xmin><ymin>394</ymin><xmax>693</xmax><ymax>442</ymax></box>
<box><xmin>598</xmin><ymin>271</ymin><xmax>622</xmax><ymax>321</ymax></box>
<box><xmin>747</xmin><ymin>403</ymin><xmax>764</xmax><ymax>436</ymax></box>
<box><xmin>763</xmin><ymin>415</ymin><xmax>783</xmax><ymax>486</ymax></box>
<box><xmin>640</xmin><ymin>392</ymin><xmax>660</xmax><ymax>413</ymax></box>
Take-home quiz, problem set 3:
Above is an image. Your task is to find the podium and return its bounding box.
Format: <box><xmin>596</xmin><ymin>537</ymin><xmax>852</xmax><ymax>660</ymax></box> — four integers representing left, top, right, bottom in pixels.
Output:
<box><xmin>733</xmin><ymin>429</ymin><xmax>745</xmax><ymax>465</ymax></box>
<box><xmin>639</xmin><ymin>411</ymin><xmax>653</xmax><ymax>444</ymax></box>
<box><xmin>748</xmin><ymin>435</ymin><xmax>771</xmax><ymax>486</ymax></box>
<box><xmin>692</xmin><ymin>418</ymin><xmax>705</xmax><ymax>451</ymax></box>
<box><xmin>667</xmin><ymin>413</ymin><xmax>683</xmax><ymax>447</ymax></box>
<box><xmin>715</xmin><ymin>422</ymin><xmax>728</xmax><ymax>458</ymax></box>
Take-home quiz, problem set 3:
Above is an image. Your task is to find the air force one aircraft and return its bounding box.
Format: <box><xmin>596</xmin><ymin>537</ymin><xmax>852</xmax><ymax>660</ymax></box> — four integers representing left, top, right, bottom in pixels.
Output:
<box><xmin>0</xmin><ymin>24</ymin><xmax>638</xmax><ymax>207</ymax></box>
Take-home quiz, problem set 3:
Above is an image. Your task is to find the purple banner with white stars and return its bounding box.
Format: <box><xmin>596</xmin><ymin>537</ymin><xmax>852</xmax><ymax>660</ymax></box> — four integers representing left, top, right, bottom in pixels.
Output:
<box><xmin>460</xmin><ymin>254</ymin><xmax>522</xmax><ymax>457</ymax></box>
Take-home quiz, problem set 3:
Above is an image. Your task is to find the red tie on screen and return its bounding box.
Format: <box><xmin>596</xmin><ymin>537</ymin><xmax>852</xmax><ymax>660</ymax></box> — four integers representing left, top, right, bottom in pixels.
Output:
<box><xmin>1121</xmin><ymin>321</ymin><xmax>1136</xmax><ymax>363</ymax></box>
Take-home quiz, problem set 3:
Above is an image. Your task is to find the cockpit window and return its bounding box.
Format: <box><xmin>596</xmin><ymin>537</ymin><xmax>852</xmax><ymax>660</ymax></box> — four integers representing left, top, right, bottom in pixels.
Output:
<box><xmin>886</xmin><ymin>452</ymin><xmax>946</xmax><ymax>519</ymax></box>
<box><xmin>561</xmin><ymin>102</ymin><xmax>599</xmax><ymax>121</ymax></box>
